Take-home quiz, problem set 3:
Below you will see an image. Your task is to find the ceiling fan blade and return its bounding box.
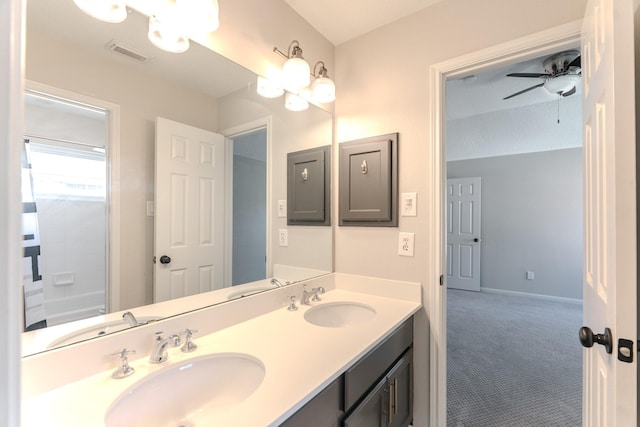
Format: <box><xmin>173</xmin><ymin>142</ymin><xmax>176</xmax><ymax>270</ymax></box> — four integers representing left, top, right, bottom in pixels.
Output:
<box><xmin>561</xmin><ymin>86</ymin><xmax>577</xmax><ymax>97</ymax></box>
<box><xmin>568</xmin><ymin>54</ymin><xmax>581</xmax><ymax>69</ymax></box>
<box><xmin>503</xmin><ymin>82</ymin><xmax>545</xmax><ymax>100</ymax></box>
<box><xmin>506</xmin><ymin>72</ymin><xmax>551</xmax><ymax>78</ymax></box>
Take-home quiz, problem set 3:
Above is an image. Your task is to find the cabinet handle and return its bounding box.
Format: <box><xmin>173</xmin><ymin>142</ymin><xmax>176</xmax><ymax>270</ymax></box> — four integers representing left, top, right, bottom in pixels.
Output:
<box><xmin>393</xmin><ymin>377</ymin><xmax>398</xmax><ymax>415</ymax></box>
<box><xmin>387</xmin><ymin>381</ymin><xmax>394</xmax><ymax>425</ymax></box>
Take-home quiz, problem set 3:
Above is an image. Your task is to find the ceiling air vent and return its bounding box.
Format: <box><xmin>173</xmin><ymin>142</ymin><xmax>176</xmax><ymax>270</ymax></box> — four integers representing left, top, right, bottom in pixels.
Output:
<box><xmin>106</xmin><ymin>40</ymin><xmax>150</xmax><ymax>63</ymax></box>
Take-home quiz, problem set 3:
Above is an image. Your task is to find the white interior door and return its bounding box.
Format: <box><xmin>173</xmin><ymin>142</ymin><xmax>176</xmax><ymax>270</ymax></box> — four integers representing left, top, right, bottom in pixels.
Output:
<box><xmin>581</xmin><ymin>0</ymin><xmax>637</xmax><ymax>425</ymax></box>
<box><xmin>154</xmin><ymin>117</ymin><xmax>225</xmax><ymax>303</ymax></box>
<box><xmin>446</xmin><ymin>177</ymin><xmax>481</xmax><ymax>291</ymax></box>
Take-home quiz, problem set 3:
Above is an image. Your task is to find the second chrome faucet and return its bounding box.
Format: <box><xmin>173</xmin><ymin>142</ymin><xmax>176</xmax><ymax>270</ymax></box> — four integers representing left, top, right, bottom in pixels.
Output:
<box><xmin>149</xmin><ymin>332</ymin><xmax>181</xmax><ymax>364</ymax></box>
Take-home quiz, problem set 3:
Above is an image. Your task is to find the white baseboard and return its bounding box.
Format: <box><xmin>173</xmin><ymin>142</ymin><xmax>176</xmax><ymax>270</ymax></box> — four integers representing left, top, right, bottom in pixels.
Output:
<box><xmin>480</xmin><ymin>287</ymin><xmax>583</xmax><ymax>304</ymax></box>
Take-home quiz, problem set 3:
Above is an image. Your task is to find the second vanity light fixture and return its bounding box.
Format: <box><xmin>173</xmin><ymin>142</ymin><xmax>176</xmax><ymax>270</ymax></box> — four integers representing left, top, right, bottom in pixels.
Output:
<box><xmin>73</xmin><ymin>0</ymin><xmax>219</xmax><ymax>53</ymax></box>
<box><xmin>257</xmin><ymin>40</ymin><xmax>336</xmax><ymax>111</ymax></box>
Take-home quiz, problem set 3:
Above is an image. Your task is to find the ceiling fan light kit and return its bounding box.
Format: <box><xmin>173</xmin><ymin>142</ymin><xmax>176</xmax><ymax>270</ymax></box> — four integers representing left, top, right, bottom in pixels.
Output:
<box><xmin>503</xmin><ymin>49</ymin><xmax>582</xmax><ymax>100</ymax></box>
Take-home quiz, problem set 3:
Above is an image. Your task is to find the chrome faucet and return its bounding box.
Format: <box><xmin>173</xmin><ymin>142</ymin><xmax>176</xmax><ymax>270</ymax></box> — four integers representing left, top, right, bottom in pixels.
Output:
<box><xmin>122</xmin><ymin>311</ymin><xmax>140</xmax><ymax>327</ymax></box>
<box><xmin>149</xmin><ymin>332</ymin><xmax>181</xmax><ymax>364</ymax></box>
<box><xmin>271</xmin><ymin>278</ymin><xmax>284</xmax><ymax>287</ymax></box>
<box><xmin>301</xmin><ymin>285</ymin><xmax>326</xmax><ymax>305</ymax></box>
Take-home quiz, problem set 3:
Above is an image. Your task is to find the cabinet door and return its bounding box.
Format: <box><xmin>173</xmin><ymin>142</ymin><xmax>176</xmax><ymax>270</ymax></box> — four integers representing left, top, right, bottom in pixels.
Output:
<box><xmin>279</xmin><ymin>376</ymin><xmax>343</xmax><ymax>427</ymax></box>
<box><xmin>387</xmin><ymin>348</ymin><xmax>413</xmax><ymax>427</ymax></box>
<box><xmin>343</xmin><ymin>377</ymin><xmax>388</xmax><ymax>427</ymax></box>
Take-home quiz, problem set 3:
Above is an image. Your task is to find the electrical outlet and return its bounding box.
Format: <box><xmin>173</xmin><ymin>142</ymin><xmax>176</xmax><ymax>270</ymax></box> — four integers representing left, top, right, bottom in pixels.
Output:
<box><xmin>146</xmin><ymin>201</ymin><xmax>155</xmax><ymax>217</ymax></box>
<box><xmin>278</xmin><ymin>229</ymin><xmax>288</xmax><ymax>247</ymax></box>
<box><xmin>526</xmin><ymin>271</ymin><xmax>535</xmax><ymax>280</ymax></box>
<box><xmin>398</xmin><ymin>232</ymin><xmax>415</xmax><ymax>257</ymax></box>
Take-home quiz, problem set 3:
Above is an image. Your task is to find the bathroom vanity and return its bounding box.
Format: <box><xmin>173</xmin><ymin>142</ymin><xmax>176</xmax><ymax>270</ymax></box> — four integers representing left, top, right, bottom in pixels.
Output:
<box><xmin>21</xmin><ymin>274</ymin><xmax>421</xmax><ymax>426</ymax></box>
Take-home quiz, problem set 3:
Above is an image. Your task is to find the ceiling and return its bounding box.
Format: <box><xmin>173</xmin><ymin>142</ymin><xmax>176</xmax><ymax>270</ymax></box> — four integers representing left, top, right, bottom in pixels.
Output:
<box><xmin>283</xmin><ymin>0</ymin><xmax>445</xmax><ymax>45</ymax></box>
<box><xmin>446</xmin><ymin>50</ymin><xmax>582</xmax><ymax>121</ymax></box>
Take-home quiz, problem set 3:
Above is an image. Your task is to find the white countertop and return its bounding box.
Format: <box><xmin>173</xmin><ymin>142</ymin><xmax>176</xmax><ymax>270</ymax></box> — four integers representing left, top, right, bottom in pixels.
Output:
<box><xmin>22</xmin><ymin>276</ymin><xmax>421</xmax><ymax>426</ymax></box>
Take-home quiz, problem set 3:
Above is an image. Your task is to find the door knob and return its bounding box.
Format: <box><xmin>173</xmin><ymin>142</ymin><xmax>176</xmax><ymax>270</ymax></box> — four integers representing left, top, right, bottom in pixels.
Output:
<box><xmin>159</xmin><ymin>255</ymin><xmax>171</xmax><ymax>265</ymax></box>
<box><xmin>473</xmin><ymin>238</ymin><xmax>480</xmax><ymax>242</ymax></box>
<box><xmin>579</xmin><ymin>326</ymin><xmax>613</xmax><ymax>354</ymax></box>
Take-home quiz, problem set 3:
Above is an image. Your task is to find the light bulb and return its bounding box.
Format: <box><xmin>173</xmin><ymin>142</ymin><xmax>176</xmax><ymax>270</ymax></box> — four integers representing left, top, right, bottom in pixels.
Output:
<box><xmin>148</xmin><ymin>16</ymin><xmax>190</xmax><ymax>53</ymax></box>
<box><xmin>285</xmin><ymin>92</ymin><xmax>309</xmax><ymax>112</ymax></box>
<box><xmin>311</xmin><ymin>76</ymin><xmax>336</xmax><ymax>103</ymax></box>
<box><xmin>282</xmin><ymin>57</ymin><xmax>310</xmax><ymax>91</ymax></box>
<box><xmin>73</xmin><ymin>0</ymin><xmax>127</xmax><ymax>23</ymax></box>
<box><xmin>257</xmin><ymin>76</ymin><xmax>284</xmax><ymax>98</ymax></box>
<box><xmin>176</xmin><ymin>0</ymin><xmax>219</xmax><ymax>33</ymax></box>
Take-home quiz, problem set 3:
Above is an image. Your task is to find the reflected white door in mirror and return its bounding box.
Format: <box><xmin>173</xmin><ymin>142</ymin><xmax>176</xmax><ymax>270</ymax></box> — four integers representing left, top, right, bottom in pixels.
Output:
<box><xmin>154</xmin><ymin>118</ymin><xmax>225</xmax><ymax>302</ymax></box>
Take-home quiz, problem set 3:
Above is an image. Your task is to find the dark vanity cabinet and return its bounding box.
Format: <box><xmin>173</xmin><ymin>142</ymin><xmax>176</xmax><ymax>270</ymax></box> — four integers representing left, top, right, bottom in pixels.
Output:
<box><xmin>343</xmin><ymin>348</ymin><xmax>413</xmax><ymax>427</ymax></box>
<box><xmin>280</xmin><ymin>317</ymin><xmax>413</xmax><ymax>427</ymax></box>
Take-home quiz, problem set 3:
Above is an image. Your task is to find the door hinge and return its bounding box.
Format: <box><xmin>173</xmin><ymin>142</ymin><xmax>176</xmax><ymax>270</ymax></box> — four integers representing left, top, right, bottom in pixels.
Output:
<box><xmin>439</xmin><ymin>275</ymin><xmax>444</xmax><ymax>286</ymax></box>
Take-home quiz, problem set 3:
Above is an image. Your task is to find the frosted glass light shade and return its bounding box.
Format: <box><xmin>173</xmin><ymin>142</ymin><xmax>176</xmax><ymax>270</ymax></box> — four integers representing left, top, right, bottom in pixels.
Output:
<box><xmin>148</xmin><ymin>16</ymin><xmax>190</xmax><ymax>53</ymax></box>
<box><xmin>257</xmin><ymin>76</ymin><xmax>284</xmax><ymax>98</ymax></box>
<box><xmin>73</xmin><ymin>0</ymin><xmax>127</xmax><ymax>23</ymax></box>
<box><xmin>544</xmin><ymin>75</ymin><xmax>580</xmax><ymax>95</ymax></box>
<box><xmin>176</xmin><ymin>0</ymin><xmax>219</xmax><ymax>32</ymax></box>
<box><xmin>282</xmin><ymin>57</ymin><xmax>310</xmax><ymax>90</ymax></box>
<box><xmin>311</xmin><ymin>76</ymin><xmax>336</xmax><ymax>103</ymax></box>
<box><xmin>285</xmin><ymin>92</ymin><xmax>309</xmax><ymax>112</ymax></box>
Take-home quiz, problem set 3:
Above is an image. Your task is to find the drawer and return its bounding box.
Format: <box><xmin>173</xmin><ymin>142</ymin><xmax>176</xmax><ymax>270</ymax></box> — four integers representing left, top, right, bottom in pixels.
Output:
<box><xmin>344</xmin><ymin>317</ymin><xmax>413</xmax><ymax>409</ymax></box>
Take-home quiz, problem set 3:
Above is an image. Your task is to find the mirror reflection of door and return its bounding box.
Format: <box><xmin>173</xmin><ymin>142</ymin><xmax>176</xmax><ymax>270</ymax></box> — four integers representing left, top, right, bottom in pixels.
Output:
<box><xmin>23</xmin><ymin>90</ymin><xmax>109</xmax><ymax>330</ymax></box>
<box><xmin>229</xmin><ymin>129</ymin><xmax>267</xmax><ymax>286</ymax></box>
<box><xmin>154</xmin><ymin>118</ymin><xmax>225</xmax><ymax>303</ymax></box>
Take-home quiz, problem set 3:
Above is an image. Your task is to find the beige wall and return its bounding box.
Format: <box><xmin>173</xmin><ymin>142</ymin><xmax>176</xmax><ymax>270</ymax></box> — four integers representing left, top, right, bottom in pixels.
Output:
<box><xmin>333</xmin><ymin>0</ymin><xmax>587</xmax><ymax>423</ymax></box>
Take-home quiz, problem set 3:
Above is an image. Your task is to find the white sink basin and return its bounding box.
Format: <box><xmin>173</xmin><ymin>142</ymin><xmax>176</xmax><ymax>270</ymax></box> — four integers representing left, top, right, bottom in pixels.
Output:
<box><xmin>47</xmin><ymin>317</ymin><xmax>160</xmax><ymax>348</ymax></box>
<box><xmin>105</xmin><ymin>353</ymin><xmax>265</xmax><ymax>427</ymax></box>
<box><xmin>304</xmin><ymin>302</ymin><xmax>376</xmax><ymax>327</ymax></box>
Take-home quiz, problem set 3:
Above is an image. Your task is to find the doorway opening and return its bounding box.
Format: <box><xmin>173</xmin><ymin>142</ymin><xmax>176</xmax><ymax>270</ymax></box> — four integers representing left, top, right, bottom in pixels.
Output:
<box><xmin>427</xmin><ymin>22</ymin><xmax>585</xmax><ymax>426</ymax></box>
<box><xmin>228</xmin><ymin>128</ymin><xmax>268</xmax><ymax>285</ymax></box>
<box><xmin>444</xmin><ymin>51</ymin><xmax>584</xmax><ymax>423</ymax></box>
<box><xmin>23</xmin><ymin>88</ymin><xmax>112</xmax><ymax>329</ymax></box>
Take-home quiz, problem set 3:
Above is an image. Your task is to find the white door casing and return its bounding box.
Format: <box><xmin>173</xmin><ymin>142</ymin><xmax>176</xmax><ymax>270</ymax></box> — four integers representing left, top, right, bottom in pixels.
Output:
<box><xmin>581</xmin><ymin>0</ymin><xmax>637</xmax><ymax>425</ymax></box>
<box><xmin>446</xmin><ymin>177</ymin><xmax>481</xmax><ymax>291</ymax></box>
<box><xmin>154</xmin><ymin>117</ymin><xmax>225</xmax><ymax>303</ymax></box>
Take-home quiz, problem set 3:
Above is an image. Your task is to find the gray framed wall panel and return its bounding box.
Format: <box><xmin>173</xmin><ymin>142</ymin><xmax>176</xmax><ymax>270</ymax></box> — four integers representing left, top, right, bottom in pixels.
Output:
<box><xmin>287</xmin><ymin>145</ymin><xmax>331</xmax><ymax>225</ymax></box>
<box><xmin>339</xmin><ymin>133</ymin><xmax>398</xmax><ymax>226</ymax></box>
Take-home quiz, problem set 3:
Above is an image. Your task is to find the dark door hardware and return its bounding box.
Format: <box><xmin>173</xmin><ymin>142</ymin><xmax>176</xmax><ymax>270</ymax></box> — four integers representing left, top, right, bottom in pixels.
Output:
<box><xmin>159</xmin><ymin>255</ymin><xmax>171</xmax><ymax>265</ymax></box>
<box><xmin>579</xmin><ymin>326</ymin><xmax>613</xmax><ymax>354</ymax></box>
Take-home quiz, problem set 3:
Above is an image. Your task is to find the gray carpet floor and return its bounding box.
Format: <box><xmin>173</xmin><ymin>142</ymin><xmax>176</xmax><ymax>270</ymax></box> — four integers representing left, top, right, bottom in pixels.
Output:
<box><xmin>447</xmin><ymin>289</ymin><xmax>583</xmax><ymax>427</ymax></box>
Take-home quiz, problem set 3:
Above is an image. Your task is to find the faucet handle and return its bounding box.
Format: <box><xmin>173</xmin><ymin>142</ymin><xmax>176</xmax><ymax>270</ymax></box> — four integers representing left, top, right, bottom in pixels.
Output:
<box><xmin>111</xmin><ymin>348</ymin><xmax>136</xmax><ymax>379</ymax></box>
<box><xmin>311</xmin><ymin>287</ymin><xmax>326</xmax><ymax>302</ymax></box>
<box><xmin>180</xmin><ymin>328</ymin><xmax>198</xmax><ymax>353</ymax></box>
<box><xmin>287</xmin><ymin>295</ymin><xmax>298</xmax><ymax>311</ymax></box>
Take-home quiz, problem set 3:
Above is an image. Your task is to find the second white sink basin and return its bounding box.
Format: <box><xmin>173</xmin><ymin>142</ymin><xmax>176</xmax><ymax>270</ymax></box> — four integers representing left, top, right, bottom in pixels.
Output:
<box><xmin>304</xmin><ymin>302</ymin><xmax>376</xmax><ymax>328</ymax></box>
<box><xmin>105</xmin><ymin>353</ymin><xmax>265</xmax><ymax>427</ymax></box>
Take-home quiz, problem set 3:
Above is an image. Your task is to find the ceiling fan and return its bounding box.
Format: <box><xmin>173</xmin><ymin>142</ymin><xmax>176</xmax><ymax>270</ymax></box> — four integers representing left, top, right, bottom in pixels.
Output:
<box><xmin>503</xmin><ymin>50</ymin><xmax>581</xmax><ymax>100</ymax></box>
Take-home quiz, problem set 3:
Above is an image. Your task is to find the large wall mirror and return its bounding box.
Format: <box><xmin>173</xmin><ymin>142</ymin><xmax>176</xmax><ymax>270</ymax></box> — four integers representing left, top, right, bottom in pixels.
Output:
<box><xmin>22</xmin><ymin>1</ymin><xmax>333</xmax><ymax>356</ymax></box>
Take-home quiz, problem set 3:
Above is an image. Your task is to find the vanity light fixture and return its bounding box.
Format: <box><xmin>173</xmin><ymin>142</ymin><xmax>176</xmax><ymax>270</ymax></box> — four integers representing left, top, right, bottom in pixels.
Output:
<box><xmin>310</xmin><ymin>61</ymin><xmax>336</xmax><ymax>103</ymax></box>
<box><xmin>176</xmin><ymin>0</ymin><xmax>219</xmax><ymax>33</ymax></box>
<box><xmin>274</xmin><ymin>40</ymin><xmax>311</xmax><ymax>91</ymax></box>
<box><xmin>148</xmin><ymin>15</ymin><xmax>190</xmax><ymax>54</ymax></box>
<box><xmin>73</xmin><ymin>0</ymin><xmax>127</xmax><ymax>23</ymax></box>
<box><xmin>74</xmin><ymin>0</ymin><xmax>220</xmax><ymax>54</ymax></box>
<box><xmin>256</xmin><ymin>76</ymin><xmax>285</xmax><ymax>98</ymax></box>
<box><xmin>285</xmin><ymin>92</ymin><xmax>309</xmax><ymax>112</ymax></box>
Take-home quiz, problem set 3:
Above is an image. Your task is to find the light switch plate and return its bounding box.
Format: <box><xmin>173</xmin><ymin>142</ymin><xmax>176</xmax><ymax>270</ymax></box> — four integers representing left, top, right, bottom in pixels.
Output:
<box><xmin>400</xmin><ymin>192</ymin><xmax>417</xmax><ymax>216</ymax></box>
<box><xmin>277</xmin><ymin>200</ymin><xmax>287</xmax><ymax>218</ymax></box>
<box><xmin>278</xmin><ymin>229</ymin><xmax>288</xmax><ymax>247</ymax></box>
<box><xmin>398</xmin><ymin>232</ymin><xmax>415</xmax><ymax>256</ymax></box>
